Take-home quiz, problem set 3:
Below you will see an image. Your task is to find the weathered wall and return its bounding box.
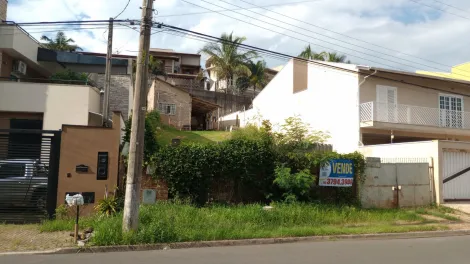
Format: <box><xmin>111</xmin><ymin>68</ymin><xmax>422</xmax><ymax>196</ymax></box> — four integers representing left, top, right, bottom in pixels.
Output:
<box><xmin>90</xmin><ymin>73</ymin><xmax>132</xmax><ymax>120</ymax></box>
<box><xmin>148</xmin><ymin>79</ymin><xmax>191</xmax><ymax>129</ymax></box>
<box><xmin>0</xmin><ymin>0</ymin><xmax>8</xmax><ymax>78</ymax></box>
<box><xmin>56</xmin><ymin>113</ymin><xmax>121</xmax><ymax>215</ymax></box>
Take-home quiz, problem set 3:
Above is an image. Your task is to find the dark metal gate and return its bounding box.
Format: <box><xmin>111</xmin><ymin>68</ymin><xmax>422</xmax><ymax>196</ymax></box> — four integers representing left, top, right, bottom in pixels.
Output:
<box><xmin>0</xmin><ymin>129</ymin><xmax>61</xmax><ymax>223</ymax></box>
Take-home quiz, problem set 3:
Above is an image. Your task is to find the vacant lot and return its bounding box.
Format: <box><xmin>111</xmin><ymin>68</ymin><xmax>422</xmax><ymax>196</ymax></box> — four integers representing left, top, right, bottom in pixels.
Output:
<box><xmin>157</xmin><ymin>127</ymin><xmax>231</xmax><ymax>145</ymax></box>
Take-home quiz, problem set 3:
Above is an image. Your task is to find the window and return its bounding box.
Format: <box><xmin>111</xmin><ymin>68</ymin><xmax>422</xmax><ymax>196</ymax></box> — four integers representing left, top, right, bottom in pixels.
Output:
<box><xmin>439</xmin><ymin>94</ymin><xmax>463</xmax><ymax>128</ymax></box>
<box><xmin>376</xmin><ymin>85</ymin><xmax>397</xmax><ymax>122</ymax></box>
<box><xmin>158</xmin><ymin>103</ymin><xmax>176</xmax><ymax>115</ymax></box>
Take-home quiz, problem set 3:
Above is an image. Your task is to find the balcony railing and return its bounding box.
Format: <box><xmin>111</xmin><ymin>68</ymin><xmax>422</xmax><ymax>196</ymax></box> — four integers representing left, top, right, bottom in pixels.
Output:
<box><xmin>360</xmin><ymin>101</ymin><xmax>470</xmax><ymax>130</ymax></box>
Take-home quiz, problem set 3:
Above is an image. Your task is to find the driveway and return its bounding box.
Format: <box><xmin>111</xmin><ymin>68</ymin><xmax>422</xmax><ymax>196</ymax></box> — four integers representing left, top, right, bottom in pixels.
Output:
<box><xmin>444</xmin><ymin>202</ymin><xmax>470</xmax><ymax>214</ymax></box>
<box><xmin>3</xmin><ymin>236</ymin><xmax>470</xmax><ymax>264</ymax></box>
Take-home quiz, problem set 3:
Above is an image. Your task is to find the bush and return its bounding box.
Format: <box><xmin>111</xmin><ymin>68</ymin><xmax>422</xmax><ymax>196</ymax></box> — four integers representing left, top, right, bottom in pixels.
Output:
<box><xmin>154</xmin><ymin>138</ymin><xmax>276</xmax><ymax>205</ymax></box>
<box><xmin>50</xmin><ymin>69</ymin><xmax>88</xmax><ymax>84</ymax></box>
<box><xmin>123</xmin><ymin>110</ymin><xmax>160</xmax><ymax>164</ymax></box>
<box><xmin>273</xmin><ymin>167</ymin><xmax>315</xmax><ymax>203</ymax></box>
<box><xmin>95</xmin><ymin>196</ymin><xmax>119</xmax><ymax>217</ymax></box>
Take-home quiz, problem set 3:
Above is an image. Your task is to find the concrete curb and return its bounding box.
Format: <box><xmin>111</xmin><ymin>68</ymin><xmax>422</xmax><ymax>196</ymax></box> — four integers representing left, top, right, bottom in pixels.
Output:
<box><xmin>4</xmin><ymin>229</ymin><xmax>470</xmax><ymax>256</ymax></box>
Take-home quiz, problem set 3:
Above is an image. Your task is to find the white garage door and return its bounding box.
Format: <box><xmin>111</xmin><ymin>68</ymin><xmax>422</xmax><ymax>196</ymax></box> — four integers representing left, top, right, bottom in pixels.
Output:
<box><xmin>443</xmin><ymin>151</ymin><xmax>470</xmax><ymax>201</ymax></box>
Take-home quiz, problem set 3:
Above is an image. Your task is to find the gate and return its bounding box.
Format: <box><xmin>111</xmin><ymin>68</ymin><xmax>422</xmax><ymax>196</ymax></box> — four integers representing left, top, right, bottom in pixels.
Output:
<box><xmin>361</xmin><ymin>158</ymin><xmax>432</xmax><ymax>208</ymax></box>
<box><xmin>443</xmin><ymin>151</ymin><xmax>470</xmax><ymax>201</ymax></box>
<box><xmin>0</xmin><ymin>129</ymin><xmax>61</xmax><ymax>223</ymax></box>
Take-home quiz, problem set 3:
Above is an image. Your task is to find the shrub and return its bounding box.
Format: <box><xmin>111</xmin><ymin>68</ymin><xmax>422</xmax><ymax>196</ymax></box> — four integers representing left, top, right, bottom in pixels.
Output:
<box><xmin>274</xmin><ymin>116</ymin><xmax>330</xmax><ymax>147</ymax></box>
<box><xmin>123</xmin><ymin>110</ymin><xmax>160</xmax><ymax>164</ymax></box>
<box><xmin>50</xmin><ymin>69</ymin><xmax>88</xmax><ymax>84</ymax></box>
<box><xmin>273</xmin><ymin>167</ymin><xmax>316</xmax><ymax>203</ymax></box>
<box><xmin>95</xmin><ymin>196</ymin><xmax>119</xmax><ymax>217</ymax></box>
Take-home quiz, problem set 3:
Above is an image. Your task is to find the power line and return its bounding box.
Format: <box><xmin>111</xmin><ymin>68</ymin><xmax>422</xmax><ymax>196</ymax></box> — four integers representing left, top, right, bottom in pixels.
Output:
<box><xmin>6</xmin><ymin>19</ymin><xmax>136</xmax><ymax>25</ymax></box>
<box><xmin>158</xmin><ymin>23</ymin><xmax>470</xmax><ymax>97</ymax></box>
<box><xmin>182</xmin><ymin>0</ymin><xmax>470</xmax><ymax>80</ymax></box>
<box><xmin>432</xmin><ymin>0</ymin><xmax>469</xmax><ymax>13</ymax></box>
<box><xmin>217</xmin><ymin>0</ymin><xmax>470</xmax><ymax>79</ymax></box>
<box><xmin>408</xmin><ymin>0</ymin><xmax>470</xmax><ymax>20</ymax></box>
<box><xmin>157</xmin><ymin>0</ymin><xmax>324</xmax><ymax>18</ymax></box>
<box><xmin>236</xmin><ymin>0</ymin><xmax>469</xmax><ymax>77</ymax></box>
<box><xmin>114</xmin><ymin>0</ymin><xmax>131</xmax><ymax>19</ymax></box>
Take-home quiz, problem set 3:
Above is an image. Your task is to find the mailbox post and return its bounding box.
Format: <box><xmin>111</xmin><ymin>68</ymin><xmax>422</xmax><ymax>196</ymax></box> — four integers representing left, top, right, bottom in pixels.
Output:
<box><xmin>65</xmin><ymin>194</ymin><xmax>84</xmax><ymax>243</ymax></box>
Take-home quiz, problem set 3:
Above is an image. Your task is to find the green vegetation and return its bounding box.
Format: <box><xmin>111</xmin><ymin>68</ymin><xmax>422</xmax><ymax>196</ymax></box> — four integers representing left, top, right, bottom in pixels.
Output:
<box><xmin>41</xmin><ymin>31</ymin><xmax>82</xmax><ymax>52</ymax></box>
<box><xmin>298</xmin><ymin>45</ymin><xmax>350</xmax><ymax>63</ymax></box>
<box><xmin>41</xmin><ymin>202</ymin><xmax>447</xmax><ymax>246</ymax></box>
<box><xmin>157</xmin><ymin>126</ymin><xmax>231</xmax><ymax>145</ymax></box>
<box><xmin>415</xmin><ymin>207</ymin><xmax>460</xmax><ymax>222</ymax></box>
<box><xmin>50</xmin><ymin>69</ymin><xmax>88</xmax><ymax>84</ymax></box>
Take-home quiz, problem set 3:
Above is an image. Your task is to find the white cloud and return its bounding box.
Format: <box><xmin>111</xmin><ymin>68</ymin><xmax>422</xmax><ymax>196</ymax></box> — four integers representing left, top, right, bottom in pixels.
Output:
<box><xmin>6</xmin><ymin>0</ymin><xmax>470</xmax><ymax>73</ymax></box>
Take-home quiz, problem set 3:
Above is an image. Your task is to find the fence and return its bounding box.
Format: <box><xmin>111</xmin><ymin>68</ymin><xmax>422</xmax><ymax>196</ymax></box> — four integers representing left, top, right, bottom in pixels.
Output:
<box><xmin>360</xmin><ymin>101</ymin><xmax>470</xmax><ymax>129</ymax></box>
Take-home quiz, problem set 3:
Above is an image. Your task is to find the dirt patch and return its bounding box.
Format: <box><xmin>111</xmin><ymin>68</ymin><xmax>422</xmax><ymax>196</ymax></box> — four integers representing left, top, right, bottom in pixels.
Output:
<box><xmin>0</xmin><ymin>225</ymin><xmax>72</xmax><ymax>253</ymax></box>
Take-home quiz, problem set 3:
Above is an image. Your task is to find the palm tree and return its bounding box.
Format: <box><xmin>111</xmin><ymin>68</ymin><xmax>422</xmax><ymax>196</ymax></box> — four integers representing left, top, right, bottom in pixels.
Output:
<box><xmin>298</xmin><ymin>45</ymin><xmax>325</xmax><ymax>60</ymax></box>
<box><xmin>236</xmin><ymin>60</ymin><xmax>268</xmax><ymax>94</ymax></box>
<box><xmin>199</xmin><ymin>32</ymin><xmax>258</xmax><ymax>92</ymax></box>
<box><xmin>323</xmin><ymin>52</ymin><xmax>347</xmax><ymax>63</ymax></box>
<box><xmin>40</xmin><ymin>31</ymin><xmax>82</xmax><ymax>52</ymax></box>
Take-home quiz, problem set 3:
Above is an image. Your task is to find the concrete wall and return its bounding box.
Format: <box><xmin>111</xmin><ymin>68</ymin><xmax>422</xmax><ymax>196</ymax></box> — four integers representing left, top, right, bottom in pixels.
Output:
<box><xmin>57</xmin><ymin>113</ymin><xmax>121</xmax><ymax>215</ymax></box>
<box><xmin>249</xmin><ymin>59</ymin><xmax>360</xmax><ymax>153</ymax></box>
<box><xmin>0</xmin><ymin>51</ymin><xmax>12</xmax><ymax>78</ymax></box>
<box><xmin>360</xmin><ymin>72</ymin><xmax>470</xmax><ymax>109</ymax></box>
<box><xmin>181</xmin><ymin>55</ymin><xmax>200</xmax><ymax>67</ymax></box>
<box><xmin>0</xmin><ymin>82</ymin><xmax>100</xmax><ymax>130</ymax></box>
<box><xmin>0</xmin><ymin>25</ymin><xmax>40</xmax><ymax>65</ymax></box>
<box><xmin>148</xmin><ymin>79</ymin><xmax>191</xmax><ymax>129</ymax></box>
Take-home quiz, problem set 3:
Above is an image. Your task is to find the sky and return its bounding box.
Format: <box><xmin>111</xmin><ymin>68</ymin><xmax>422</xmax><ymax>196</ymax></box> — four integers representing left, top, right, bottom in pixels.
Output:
<box><xmin>6</xmin><ymin>0</ymin><xmax>470</xmax><ymax>73</ymax></box>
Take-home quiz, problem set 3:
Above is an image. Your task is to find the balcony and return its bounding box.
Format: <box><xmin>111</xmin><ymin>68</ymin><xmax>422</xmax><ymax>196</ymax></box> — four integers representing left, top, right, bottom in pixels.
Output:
<box><xmin>360</xmin><ymin>102</ymin><xmax>470</xmax><ymax>131</ymax></box>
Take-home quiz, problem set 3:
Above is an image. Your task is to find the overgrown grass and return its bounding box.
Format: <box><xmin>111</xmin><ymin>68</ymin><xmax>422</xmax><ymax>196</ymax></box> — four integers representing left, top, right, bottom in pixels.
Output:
<box><xmin>41</xmin><ymin>203</ymin><xmax>445</xmax><ymax>246</ymax></box>
<box><xmin>156</xmin><ymin>126</ymin><xmax>231</xmax><ymax>145</ymax></box>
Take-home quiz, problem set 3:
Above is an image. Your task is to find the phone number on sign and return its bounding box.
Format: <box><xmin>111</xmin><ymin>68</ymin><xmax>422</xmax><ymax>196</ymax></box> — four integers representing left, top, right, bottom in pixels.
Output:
<box><xmin>322</xmin><ymin>178</ymin><xmax>353</xmax><ymax>186</ymax></box>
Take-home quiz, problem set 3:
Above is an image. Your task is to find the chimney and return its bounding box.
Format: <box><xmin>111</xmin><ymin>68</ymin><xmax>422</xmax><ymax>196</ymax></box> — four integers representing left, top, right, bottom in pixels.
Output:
<box><xmin>0</xmin><ymin>0</ymin><xmax>7</xmax><ymax>22</ymax></box>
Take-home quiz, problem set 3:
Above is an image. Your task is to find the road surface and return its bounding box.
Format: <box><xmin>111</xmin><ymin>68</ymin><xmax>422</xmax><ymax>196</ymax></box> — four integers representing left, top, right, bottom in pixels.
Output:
<box><xmin>3</xmin><ymin>235</ymin><xmax>470</xmax><ymax>264</ymax></box>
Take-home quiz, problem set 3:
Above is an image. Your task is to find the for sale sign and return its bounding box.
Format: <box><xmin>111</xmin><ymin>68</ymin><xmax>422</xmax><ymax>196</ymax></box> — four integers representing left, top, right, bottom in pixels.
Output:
<box><xmin>319</xmin><ymin>159</ymin><xmax>354</xmax><ymax>187</ymax></box>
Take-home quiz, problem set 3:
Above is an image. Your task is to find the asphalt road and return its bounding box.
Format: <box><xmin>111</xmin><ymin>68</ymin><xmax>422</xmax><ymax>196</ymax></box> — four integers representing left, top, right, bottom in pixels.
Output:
<box><xmin>3</xmin><ymin>235</ymin><xmax>470</xmax><ymax>264</ymax></box>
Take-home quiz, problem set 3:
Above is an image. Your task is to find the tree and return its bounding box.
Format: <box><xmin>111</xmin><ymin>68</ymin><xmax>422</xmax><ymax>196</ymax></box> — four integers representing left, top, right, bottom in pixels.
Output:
<box><xmin>323</xmin><ymin>52</ymin><xmax>348</xmax><ymax>63</ymax></box>
<box><xmin>40</xmin><ymin>31</ymin><xmax>82</xmax><ymax>52</ymax></box>
<box><xmin>298</xmin><ymin>45</ymin><xmax>325</xmax><ymax>60</ymax></box>
<box><xmin>298</xmin><ymin>46</ymin><xmax>349</xmax><ymax>63</ymax></box>
<box><xmin>236</xmin><ymin>60</ymin><xmax>268</xmax><ymax>93</ymax></box>
<box><xmin>200</xmin><ymin>32</ymin><xmax>258</xmax><ymax>93</ymax></box>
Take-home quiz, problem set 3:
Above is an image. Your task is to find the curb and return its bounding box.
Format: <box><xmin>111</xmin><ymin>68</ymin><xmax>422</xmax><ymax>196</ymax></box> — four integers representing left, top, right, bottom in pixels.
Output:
<box><xmin>4</xmin><ymin>229</ymin><xmax>470</xmax><ymax>256</ymax></box>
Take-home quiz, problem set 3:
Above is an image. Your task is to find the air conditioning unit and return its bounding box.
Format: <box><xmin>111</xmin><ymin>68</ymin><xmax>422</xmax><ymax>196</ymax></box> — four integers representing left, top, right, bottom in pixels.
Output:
<box><xmin>12</xmin><ymin>60</ymin><xmax>27</xmax><ymax>75</ymax></box>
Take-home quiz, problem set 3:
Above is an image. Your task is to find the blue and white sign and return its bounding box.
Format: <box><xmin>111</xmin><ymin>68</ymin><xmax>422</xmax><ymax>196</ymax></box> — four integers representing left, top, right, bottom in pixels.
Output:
<box><xmin>319</xmin><ymin>159</ymin><xmax>354</xmax><ymax>187</ymax></box>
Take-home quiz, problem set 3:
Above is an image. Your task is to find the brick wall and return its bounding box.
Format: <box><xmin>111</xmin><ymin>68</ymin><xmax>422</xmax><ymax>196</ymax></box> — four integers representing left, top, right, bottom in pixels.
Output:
<box><xmin>141</xmin><ymin>173</ymin><xmax>168</xmax><ymax>201</ymax></box>
<box><xmin>148</xmin><ymin>79</ymin><xmax>191</xmax><ymax>129</ymax></box>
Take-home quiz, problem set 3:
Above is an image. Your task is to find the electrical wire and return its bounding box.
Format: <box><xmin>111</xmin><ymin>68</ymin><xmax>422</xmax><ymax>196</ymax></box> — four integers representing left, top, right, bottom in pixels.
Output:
<box><xmin>182</xmin><ymin>0</ymin><xmax>470</xmax><ymax>80</ymax></box>
<box><xmin>157</xmin><ymin>0</ymin><xmax>324</xmax><ymax>18</ymax></box>
<box><xmin>235</xmin><ymin>0</ymin><xmax>469</xmax><ymax>77</ymax></box>
<box><xmin>432</xmin><ymin>0</ymin><xmax>469</xmax><ymax>13</ymax></box>
<box><xmin>217</xmin><ymin>0</ymin><xmax>470</xmax><ymax>79</ymax></box>
<box><xmin>114</xmin><ymin>0</ymin><xmax>131</xmax><ymax>19</ymax></box>
<box><xmin>158</xmin><ymin>23</ymin><xmax>470</xmax><ymax>97</ymax></box>
<box><xmin>408</xmin><ymin>0</ymin><xmax>470</xmax><ymax>20</ymax></box>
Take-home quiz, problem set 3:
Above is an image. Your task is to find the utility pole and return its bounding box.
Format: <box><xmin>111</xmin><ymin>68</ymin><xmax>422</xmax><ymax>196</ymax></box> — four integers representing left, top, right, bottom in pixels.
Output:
<box><xmin>122</xmin><ymin>0</ymin><xmax>154</xmax><ymax>232</ymax></box>
<box><xmin>102</xmin><ymin>17</ymin><xmax>114</xmax><ymax>127</ymax></box>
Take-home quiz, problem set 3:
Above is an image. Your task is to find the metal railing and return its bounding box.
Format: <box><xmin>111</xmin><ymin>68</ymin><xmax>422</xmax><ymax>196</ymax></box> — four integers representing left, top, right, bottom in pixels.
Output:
<box><xmin>360</xmin><ymin>101</ymin><xmax>470</xmax><ymax>129</ymax></box>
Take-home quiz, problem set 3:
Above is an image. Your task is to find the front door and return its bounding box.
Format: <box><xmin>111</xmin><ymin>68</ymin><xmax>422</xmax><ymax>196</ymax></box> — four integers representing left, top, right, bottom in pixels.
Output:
<box><xmin>439</xmin><ymin>95</ymin><xmax>463</xmax><ymax>129</ymax></box>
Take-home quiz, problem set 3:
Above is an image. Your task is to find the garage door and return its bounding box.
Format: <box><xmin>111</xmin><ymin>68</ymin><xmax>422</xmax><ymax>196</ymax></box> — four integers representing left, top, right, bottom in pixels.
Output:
<box><xmin>443</xmin><ymin>151</ymin><xmax>470</xmax><ymax>201</ymax></box>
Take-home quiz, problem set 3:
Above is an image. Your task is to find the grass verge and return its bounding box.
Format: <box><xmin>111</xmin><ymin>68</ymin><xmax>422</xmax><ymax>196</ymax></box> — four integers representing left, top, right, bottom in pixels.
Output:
<box><xmin>156</xmin><ymin>126</ymin><xmax>231</xmax><ymax>145</ymax></box>
<box><xmin>41</xmin><ymin>203</ymin><xmax>447</xmax><ymax>246</ymax></box>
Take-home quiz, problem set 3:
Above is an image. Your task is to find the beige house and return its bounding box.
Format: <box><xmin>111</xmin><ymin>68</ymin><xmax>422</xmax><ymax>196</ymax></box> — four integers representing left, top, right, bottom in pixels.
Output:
<box><xmin>147</xmin><ymin>78</ymin><xmax>219</xmax><ymax>130</ymax></box>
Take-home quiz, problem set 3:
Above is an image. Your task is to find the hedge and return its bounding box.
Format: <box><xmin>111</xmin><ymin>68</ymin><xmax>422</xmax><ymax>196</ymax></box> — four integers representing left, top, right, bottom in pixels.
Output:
<box><xmin>152</xmin><ymin>139</ymin><xmax>365</xmax><ymax>205</ymax></box>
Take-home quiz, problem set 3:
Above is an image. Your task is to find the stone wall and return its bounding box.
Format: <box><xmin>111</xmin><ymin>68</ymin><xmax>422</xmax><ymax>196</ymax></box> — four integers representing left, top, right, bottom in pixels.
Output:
<box><xmin>90</xmin><ymin>73</ymin><xmax>132</xmax><ymax>121</ymax></box>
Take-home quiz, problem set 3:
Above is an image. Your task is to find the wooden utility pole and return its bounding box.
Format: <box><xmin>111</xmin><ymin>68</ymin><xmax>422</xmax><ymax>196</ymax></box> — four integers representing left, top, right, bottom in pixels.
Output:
<box><xmin>102</xmin><ymin>17</ymin><xmax>114</xmax><ymax>127</ymax></box>
<box><xmin>122</xmin><ymin>0</ymin><xmax>154</xmax><ymax>232</ymax></box>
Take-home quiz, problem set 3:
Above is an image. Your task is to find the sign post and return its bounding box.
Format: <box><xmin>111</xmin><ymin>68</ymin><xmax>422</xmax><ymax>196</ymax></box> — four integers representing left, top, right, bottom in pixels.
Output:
<box><xmin>319</xmin><ymin>159</ymin><xmax>354</xmax><ymax>187</ymax></box>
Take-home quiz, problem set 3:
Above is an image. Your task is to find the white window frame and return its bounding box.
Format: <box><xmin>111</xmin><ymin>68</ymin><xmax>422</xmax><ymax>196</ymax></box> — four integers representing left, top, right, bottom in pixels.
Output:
<box><xmin>158</xmin><ymin>103</ymin><xmax>176</xmax><ymax>116</ymax></box>
<box><xmin>438</xmin><ymin>93</ymin><xmax>464</xmax><ymax>129</ymax></box>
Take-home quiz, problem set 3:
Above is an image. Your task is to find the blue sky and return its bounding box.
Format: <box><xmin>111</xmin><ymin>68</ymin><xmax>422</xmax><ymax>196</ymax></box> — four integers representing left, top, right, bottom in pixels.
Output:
<box><xmin>6</xmin><ymin>0</ymin><xmax>470</xmax><ymax>72</ymax></box>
